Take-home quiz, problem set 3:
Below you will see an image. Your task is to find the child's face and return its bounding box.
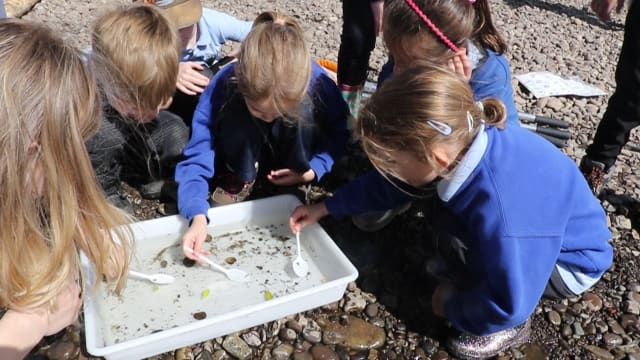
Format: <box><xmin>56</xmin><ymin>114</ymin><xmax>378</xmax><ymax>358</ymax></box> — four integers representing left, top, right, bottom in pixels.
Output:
<box><xmin>384</xmin><ymin>150</ymin><xmax>440</xmax><ymax>188</ymax></box>
<box><xmin>245</xmin><ymin>97</ymin><xmax>285</xmax><ymax>123</ymax></box>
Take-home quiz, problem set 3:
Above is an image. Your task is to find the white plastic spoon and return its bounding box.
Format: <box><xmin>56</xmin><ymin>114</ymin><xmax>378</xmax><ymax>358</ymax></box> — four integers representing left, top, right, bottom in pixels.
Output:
<box><xmin>187</xmin><ymin>248</ymin><xmax>250</xmax><ymax>282</ymax></box>
<box><xmin>128</xmin><ymin>270</ymin><xmax>175</xmax><ymax>285</ymax></box>
<box><xmin>292</xmin><ymin>232</ymin><xmax>309</xmax><ymax>277</ymax></box>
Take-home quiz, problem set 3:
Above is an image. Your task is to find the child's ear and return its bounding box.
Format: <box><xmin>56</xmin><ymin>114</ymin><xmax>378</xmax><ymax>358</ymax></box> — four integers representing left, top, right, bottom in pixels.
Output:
<box><xmin>432</xmin><ymin>146</ymin><xmax>451</xmax><ymax>169</ymax></box>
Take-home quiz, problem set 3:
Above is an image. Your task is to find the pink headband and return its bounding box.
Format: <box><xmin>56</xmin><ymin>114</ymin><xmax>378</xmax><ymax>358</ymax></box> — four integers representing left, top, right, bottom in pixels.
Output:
<box><xmin>403</xmin><ymin>0</ymin><xmax>460</xmax><ymax>53</ymax></box>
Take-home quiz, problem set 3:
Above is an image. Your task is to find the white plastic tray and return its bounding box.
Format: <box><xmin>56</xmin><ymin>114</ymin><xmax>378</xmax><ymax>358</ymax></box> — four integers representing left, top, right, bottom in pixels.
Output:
<box><xmin>82</xmin><ymin>194</ymin><xmax>358</xmax><ymax>360</ymax></box>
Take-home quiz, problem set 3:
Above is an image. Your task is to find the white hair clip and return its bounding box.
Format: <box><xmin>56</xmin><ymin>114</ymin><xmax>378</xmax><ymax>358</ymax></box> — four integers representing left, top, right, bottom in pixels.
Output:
<box><xmin>466</xmin><ymin>111</ymin><xmax>474</xmax><ymax>132</ymax></box>
<box><xmin>426</xmin><ymin>120</ymin><xmax>452</xmax><ymax>136</ymax></box>
<box><xmin>476</xmin><ymin>101</ymin><xmax>484</xmax><ymax>112</ymax></box>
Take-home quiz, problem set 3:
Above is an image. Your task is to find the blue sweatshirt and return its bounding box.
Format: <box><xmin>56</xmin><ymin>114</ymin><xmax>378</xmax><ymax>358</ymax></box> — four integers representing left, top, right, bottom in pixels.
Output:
<box><xmin>180</xmin><ymin>8</ymin><xmax>252</xmax><ymax>64</ymax></box>
<box><xmin>378</xmin><ymin>49</ymin><xmax>519</xmax><ymax>127</ymax></box>
<box><xmin>176</xmin><ymin>62</ymin><xmax>349</xmax><ymax>221</ymax></box>
<box><xmin>330</xmin><ymin>125</ymin><xmax>612</xmax><ymax>335</ymax></box>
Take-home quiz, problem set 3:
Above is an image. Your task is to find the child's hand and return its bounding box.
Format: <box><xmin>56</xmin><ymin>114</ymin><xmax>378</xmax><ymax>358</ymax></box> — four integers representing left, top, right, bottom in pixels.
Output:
<box><xmin>267</xmin><ymin>168</ymin><xmax>315</xmax><ymax>186</ymax></box>
<box><xmin>289</xmin><ymin>202</ymin><xmax>329</xmax><ymax>233</ymax></box>
<box><xmin>447</xmin><ymin>48</ymin><xmax>472</xmax><ymax>82</ymax></box>
<box><xmin>432</xmin><ymin>283</ymin><xmax>456</xmax><ymax>317</ymax></box>
<box><xmin>182</xmin><ymin>214</ymin><xmax>211</xmax><ymax>260</ymax></box>
<box><xmin>177</xmin><ymin>62</ymin><xmax>210</xmax><ymax>96</ymax></box>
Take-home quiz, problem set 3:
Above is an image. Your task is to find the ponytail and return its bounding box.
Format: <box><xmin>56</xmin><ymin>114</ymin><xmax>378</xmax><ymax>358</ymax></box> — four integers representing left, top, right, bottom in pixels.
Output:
<box><xmin>477</xmin><ymin>98</ymin><xmax>506</xmax><ymax>129</ymax></box>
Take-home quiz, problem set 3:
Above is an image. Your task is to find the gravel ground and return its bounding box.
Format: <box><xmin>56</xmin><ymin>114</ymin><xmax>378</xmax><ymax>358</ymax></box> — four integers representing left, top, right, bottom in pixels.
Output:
<box><xmin>19</xmin><ymin>0</ymin><xmax>640</xmax><ymax>359</ymax></box>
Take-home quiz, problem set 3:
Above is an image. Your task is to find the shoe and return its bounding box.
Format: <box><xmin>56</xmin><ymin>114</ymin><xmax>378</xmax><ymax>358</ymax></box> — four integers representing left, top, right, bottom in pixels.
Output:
<box><xmin>211</xmin><ymin>180</ymin><xmax>255</xmax><ymax>205</ymax></box>
<box><xmin>351</xmin><ymin>202</ymin><xmax>412</xmax><ymax>232</ymax></box>
<box><xmin>579</xmin><ymin>157</ymin><xmax>609</xmax><ymax>195</ymax></box>
<box><xmin>139</xmin><ymin>180</ymin><xmax>165</xmax><ymax>200</ymax></box>
<box><xmin>446</xmin><ymin>319</ymin><xmax>531</xmax><ymax>359</ymax></box>
<box><xmin>107</xmin><ymin>193</ymin><xmax>133</xmax><ymax>214</ymax></box>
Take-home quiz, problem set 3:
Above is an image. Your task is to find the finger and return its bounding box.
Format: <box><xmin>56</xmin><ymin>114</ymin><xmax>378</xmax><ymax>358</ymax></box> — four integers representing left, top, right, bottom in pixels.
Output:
<box><xmin>177</xmin><ymin>83</ymin><xmax>197</xmax><ymax>96</ymax></box>
<box><xmin>270</xmin><ymin>168</ymin><xmax>290</xmax><ymax>177</ymax></box>
<box><xmin>184</xmin><ymin>82</ymin><xmax>205</xmax><ymax>95</ymax></box>
<box><xmin>191</xmin><ymin>62</ymin><xmax>205</xmax><ymax>71</ymax></box>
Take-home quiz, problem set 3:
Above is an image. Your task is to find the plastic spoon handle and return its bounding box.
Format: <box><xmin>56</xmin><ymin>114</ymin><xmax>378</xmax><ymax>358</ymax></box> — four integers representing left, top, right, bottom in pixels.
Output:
<box><xmin>296</xmin><ymin>232</ymin><xmax>302</xmax><ymax>258</ymax></box>
<box><xmin>129</xmin><ymin>270</ymin><xmax>150</xmax><ymax>280</ymax></box>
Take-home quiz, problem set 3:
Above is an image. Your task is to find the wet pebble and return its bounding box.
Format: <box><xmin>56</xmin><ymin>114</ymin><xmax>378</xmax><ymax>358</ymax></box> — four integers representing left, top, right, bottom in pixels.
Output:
<box><xmin>46</xmin><ymin>340</ymin><xmax>79</xmax><ymax>360</ymax></box>
<box><xmin>343</xmin><ymin>292</ymin><xmax>367</xmax><ymax>313</ymax></box>
<box><xmin>302</xmin><ymin>327</ymin><xmax>322</xmax><ymax>344</ymax></box>
<box><xmin>287</xmin><ymin>319</ymin><xmax>303</xmax><ymax>333</ymax></box>
<box><xmin>548</xmin><ymin>310</ymin><xmax>562</xmax><ymax>326</ymax></box>
<box><xmin>623</xmin><ymin>299</ymin><xmax>640</xmax><ymax>315</ymax></box>
<box><xmin>365</xmin><ymin>303</ymin><xmax>379</xmax><ymax>318</ymax></box>
<box><xmin>310</xmin><ymin>344</ymin><xmax>339</xmax><ymax>359</ymax></box>
<box><xmin>321</xmin><ymin>315</ymin><xmax>385</xmax><ymax>350</ymax></box>
<box><xmin>279</xmin><ymin>327</ymin><xmax>298</xmax><ymax>342</ymax></box>
<box><xmin>293</xmin><ymin>351</ymin><xmax>314</xmax><ymax>360</ymax></box>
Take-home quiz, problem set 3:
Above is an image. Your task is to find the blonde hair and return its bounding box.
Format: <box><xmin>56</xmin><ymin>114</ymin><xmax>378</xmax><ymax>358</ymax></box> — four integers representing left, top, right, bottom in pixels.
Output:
<box><xmin>383</xmin><ymin>0</ymin><xmax>507</xmax><ymax>65</ymax></box>
<box><xmin>91</xmin><ymin>4</ymin><xmax>180</xmax><ymax>119</ymax></box>
<box><xmin>0</xmin><ymin>20</ymin><xmax>132</xmax><ymax>311</ymax></box>
<box><xmin>236</xmin><ymin>12</ymin><xmax>311</xmax><ymax>121</ymax></box>
<box><xmin>357</xmin><ymin>63</ymin><xmax>505</xmax><ymax>181</ymax></box>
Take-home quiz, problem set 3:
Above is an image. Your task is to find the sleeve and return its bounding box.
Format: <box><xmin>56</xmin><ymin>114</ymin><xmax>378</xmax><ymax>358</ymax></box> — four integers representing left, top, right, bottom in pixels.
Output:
<box><xmin>325</xmin><ymin>170</ymin><xmax>413</xmax><ymax>218</ymax></box>
<box><xmin>307</xmin><ymin>68</ymin><xmax>350</xmax><ymax>180</ymax></box>
<box><xmin>444</xmin><ymin>231</ymin><xmax>562</xmax><ymax>335</ymax></box>
<box><xmin>203</xmin><ymin>8</ymin><xmax>252</xmax><ymax>45</ymax></box>
<box><xmin>175</xmin><ymin>68</ymin><xmax>230</xmax><ymax>221</ymax></box>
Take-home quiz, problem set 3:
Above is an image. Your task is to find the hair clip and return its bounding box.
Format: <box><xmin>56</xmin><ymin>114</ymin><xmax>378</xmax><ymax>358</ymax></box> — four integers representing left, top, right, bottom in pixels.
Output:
<box><xmin>468</xmin><ymin>0</ymin><xmax>477</xmax><ymax>3</ymax></box>
<box><xmin>466</xmin><ymin>111</ymin><xmax>474</xmax><ymax>132</ymax></box>
<box><xmin>404</xmin><ymin>0</ymin><xmax>459</xmax><ymax>53</ymax></box>
<box><xmin>476</xmin><ymin>101</ymin><xmax>484</xmax><ymax>112</ymax></box>
<box><xmin>426</xmin><ymin>120</ymin><xmax>452</xmax><ymax>136</ymax></box>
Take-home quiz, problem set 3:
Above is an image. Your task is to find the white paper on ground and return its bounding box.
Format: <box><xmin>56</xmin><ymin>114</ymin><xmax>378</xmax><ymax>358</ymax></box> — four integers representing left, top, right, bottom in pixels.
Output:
<box><xmin>515</xmin><ymin>71</ymin><xmax>607</xmax><ymax>98</ymax></box>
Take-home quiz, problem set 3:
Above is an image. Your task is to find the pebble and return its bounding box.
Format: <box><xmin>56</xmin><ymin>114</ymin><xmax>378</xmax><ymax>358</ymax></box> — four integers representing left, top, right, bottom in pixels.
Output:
<box><xmin>293</xmin><ymin>351</ymin><xmax>314</xmax><ymax>360</ymax></box>
<box><xmin>242</xmin><ymin>331</ymin><xmax>262</xmax><ymax>347</ymax></box>
<box><xmin>321</xmin><ymin>316</ymin><xmax>386</xmax><ymax>350</ymax></box>
<box><xmin>582</xmin><ymin>292</ymin><xmax>604</xmax><ymax>312</ymax></box>
<box><xmin>343</xmin><ymin>292</ymin><xmax>367</xmax><ymax>313</ymax></box>
<box><xmin>583</xmin><ymin>345</ymin><xmax>615</xmax><ymax>360</ymax></box>
<box><xmin>272</xmin><ymin>344</ymin><xmax>294</xmax><ymax>360</ymax></box>
<box><xmin>547</xmin><ymin>310</ymin><xmax>562</xmax><ymax>326</ymax></box>
<box><xmin>310</xmin><ymin>344</ymin><xmax>339</xmax><ymax>360</ymax></box>
<box><xmin>302</xmin><ymin>327</ymin><xmax>322</xmax><ymax>344</ymax></box>
<box><xmin>222</xmin><ymin>334</ymin><xmax>252</xmax><ymax>360</ymax></box>
<box><xmin>603</xmin><ymin>333</ymin><xmax>624</xmax><ymax>349</ymax></box>
<box><xmin>365</xmin><ymin>303</ymin><xmax>379</xmax><ymax>318</ymax></box>
<box><xmin>279</xmin><ymin>327</ymin><xmax>298</xmax><ymax>342</ymax></box>
<box><xmin>623</xmin><ymin>299</ymin><xmax>640</xmax><ymax>315</ymax></box>
<box><xmin>47</xmin><ymin>340</ymin><xmax>79</xmax><ymax>360</ymax></box>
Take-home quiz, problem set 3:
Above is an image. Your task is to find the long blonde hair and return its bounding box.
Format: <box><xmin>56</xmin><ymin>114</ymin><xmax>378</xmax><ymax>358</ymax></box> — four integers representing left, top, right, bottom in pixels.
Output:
<box><xmin>91</xmin><ymin>4</ymin><xmax>180</xmax><ymax>119</ymax></box>
<box><xmin>357</xmin><ymin>63</ymin><xmax>506</xmax><ymax>181</ymax></box>
<box><xmin>236</xmin><ymin>12</ymin><xmax>311</xmax><ymax>121</ymax></box>
<box><xmin>0</xmin><ymin>20</ymin><xmax>131</xmax><ymax>311</ymax></box>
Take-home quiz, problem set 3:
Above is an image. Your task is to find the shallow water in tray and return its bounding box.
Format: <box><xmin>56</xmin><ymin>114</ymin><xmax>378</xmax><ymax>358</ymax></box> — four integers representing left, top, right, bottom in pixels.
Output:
<box><xmin>95</xmin><ymin>221</ymin><xmax>326</xmax><ymax>345</ymax></box>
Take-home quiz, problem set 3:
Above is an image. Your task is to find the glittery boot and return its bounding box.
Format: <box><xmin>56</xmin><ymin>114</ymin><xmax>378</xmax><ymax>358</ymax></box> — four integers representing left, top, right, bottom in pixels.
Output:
<box><xmin>446</xmin><ymin>318</ymin><xmax>531</xmax><ymax>359</ymax></box>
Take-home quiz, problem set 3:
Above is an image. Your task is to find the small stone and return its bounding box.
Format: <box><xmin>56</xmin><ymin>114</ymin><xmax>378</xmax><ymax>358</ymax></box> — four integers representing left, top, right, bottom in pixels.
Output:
<box><xmin>343</xmin><ymin>292</ymin><xmax>367</xmax><ymax>313</ymax></box>
<box><xmin>272</xmin><ymin>344</ymin><xmax>294</xmax><ymax>360</ymax></box>
<box><xmin>293</xmin><ymin>351</ymin><xmax>313</xmax><ymax>360</ymax></box>
<box><xmin>619</xmin><ymin>314</ymin><xmax>638</xmax><ymax>330</ymax></box>
<box><xmin>582</xmin><ymin>292</ymin><xmax>603</xmax><ymax>312</ymax></box>
<box><xmin>583</xmin><ymin>345</ymin><xmax>614</xmax><ymax>360</ymax></box>
<box><xmin>287</xmin><ymin>319</ymin><xmax>303</xmax><ymax>333</ymax></box>
<box><xmin>193</xmin><ymin>311</ymin><xmax>207</xmax><ymax>320</ymax></box>
<box><xmin>561</xmin><ymin>324</ymin><xmax>573</xmax><ymax>338</ymax></box>
<box><xmin>211</xmin><ymin>350</ymin><xmax>227</xmax><ymax>360</ymax></box>
<box><xmin>310</xmin><ymin>344</ymin><xmax>339</xmax><ymax>360</ymax></box>
<box><xmin>365</xmin><ymin>303</ymin><xmax>379</xmax><ymax>318</ymax></box>
<box><xmin>320</xmin><ymin>316</ymin><xmax>386</xmax><ymax>350</ymax></box>
<box><xmin>608</xmin><ymin>319</ymin><xmax>626</xmax><ymax>335</ymax></box>
<box><xmin>572</xmin><ymin>322</ymin><xmax>584</xmax><ymax>337</ymax></box>
<box><xmin>302</xmin><ymin>327</ymin><xmax>322</xmax><ymax>344</ymax></box>
<box><xmin>603</xmin><ymin>333</ymin><xmax>623</xmax><ymax>349</ymax></box>
<box><xmin>623</xmin><ymin>300</ymin><xmax>640</xmax><ymax>315</ymax></box>
<box><xmin>242</xmin><ymin>331</ymin><xmax>262</xmax><ymax>347</ymax></box>
<box><xmin>196</xmin><ymin>349</ymin><xmax>214</xmax><ymax>360</ymax></box>
<box><xmin>183</xmin><ymin>257</ymin><xmax>196</xmax><ymax>267</ymax></box>
<box><xmin>548</xmin><ymin>310</ymin><xmax>562</xmax><ymax>326</ymax></box>
<box><xmin>279</xmin><ymin>327</ymin><xmax>297</xmax><ymax>342</ymax></box>
<box><xmin>47</xmin><ymin>341</ymin><xmax>79</xmax><ymax>360</ymax></box>
<box><xmin>222</xmin><ymin>334</ymin><xmax>252</xmax><ymax>360</ymax></box>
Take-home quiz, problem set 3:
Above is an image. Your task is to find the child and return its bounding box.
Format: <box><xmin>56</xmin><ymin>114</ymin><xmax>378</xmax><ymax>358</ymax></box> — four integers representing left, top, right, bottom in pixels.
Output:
<box><xmin>177</xmin><ymin>12</ymin><xmax>350</xmax><ymax>260</ymax></box>
<box><xmin>343</xmin><ymin>0</ymin><xmax>520</xmax><ymax>231</ymax></box>
<box><xmin>87</xmin><ymin>4</ymin><xmax>190</xmax><ymax>211</ymax></box>
<box><xmin>0</xmin><ymin>20</ymin><xmax>131</xmax><ymax>358</ymax></box>
<box><xmin>379</xmin><ymin>0</ymin><xmax>518</xmax><ymax>127</ymax></box>
<box><xmin>290</xmin><ymin>65</ymin><xmax>612</xmax><ymax>358</ymax></box>
<box><xmin>143</xmin><ymin>0</ymin><xmax>252</xmax><ymax>125</ymax></box>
